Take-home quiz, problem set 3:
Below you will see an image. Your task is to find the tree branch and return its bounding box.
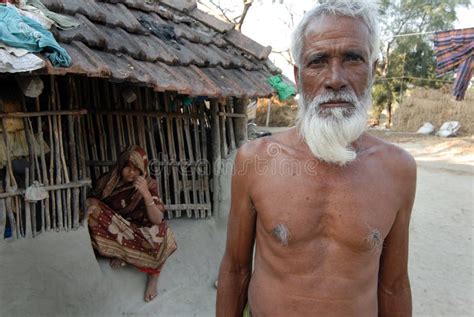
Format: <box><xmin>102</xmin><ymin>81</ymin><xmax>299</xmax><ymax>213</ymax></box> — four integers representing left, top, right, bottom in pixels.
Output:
<box><xmin>235</xmin><ymin>0</ymin><xmax>253</xmax><ymax>31</ymax></box>
<box><xmin>198</xmin><ymin>0</ymin><xmax>236</xmax><ymax>24</ymax></box>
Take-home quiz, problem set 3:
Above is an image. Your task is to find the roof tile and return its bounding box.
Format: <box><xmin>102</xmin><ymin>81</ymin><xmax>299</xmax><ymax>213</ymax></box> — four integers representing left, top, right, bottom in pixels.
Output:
<box><xmin>225</xmin><ymin>29</ymin><xmax>272</xmax><ymax>60</ymax></box>
<box><xmin>36</xmin><ymin>0</ymin><xmax>287</xmax><ymax>98</ymax></box>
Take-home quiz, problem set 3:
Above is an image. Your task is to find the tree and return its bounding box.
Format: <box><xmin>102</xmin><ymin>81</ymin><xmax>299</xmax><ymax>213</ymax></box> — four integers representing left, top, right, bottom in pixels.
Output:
<box><xmin>374</xmin><ymin>0</ymin><xmax>470</xmax><ymax>126</ymax></box>
<box><xmin>197</xmin><ymin>0</ymin><xmax>254</xmax><ymax>31</ymax></box>
<box><xmin>197</xmin><ymin>0</ymin><xmax>303</xmax><ymax>74</ymax></box>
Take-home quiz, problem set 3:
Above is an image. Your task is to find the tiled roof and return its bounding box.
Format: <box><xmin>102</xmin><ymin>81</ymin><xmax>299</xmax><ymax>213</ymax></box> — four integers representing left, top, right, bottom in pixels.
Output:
<box><xmin>35</xmin><ymin>0</ymin><xmax>285</xmax><ymax>98</ymax></box>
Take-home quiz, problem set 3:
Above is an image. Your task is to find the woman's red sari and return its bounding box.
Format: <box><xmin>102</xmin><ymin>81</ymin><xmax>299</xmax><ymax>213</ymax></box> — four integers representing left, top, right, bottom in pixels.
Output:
<box><xmin>87</xmin><ymin>146</ymin><xmax>177</xmax><ymax>273</ymax></box>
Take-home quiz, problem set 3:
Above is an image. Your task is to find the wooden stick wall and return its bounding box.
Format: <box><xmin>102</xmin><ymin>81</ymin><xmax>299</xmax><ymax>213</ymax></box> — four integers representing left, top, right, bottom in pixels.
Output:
<box><xmin>0</xmin><ymin>75</ymin><xmax>89</xmax><ymax>240</ymax></box>
<box><xmin>1</xmin><ymin>74</ymin><xmax>248</xmax><ymax>241</ymax></box>
<box><xmin>78</xmin><ymin>78</ymin><xmax>213</xmax><ymax>220</ymax></box>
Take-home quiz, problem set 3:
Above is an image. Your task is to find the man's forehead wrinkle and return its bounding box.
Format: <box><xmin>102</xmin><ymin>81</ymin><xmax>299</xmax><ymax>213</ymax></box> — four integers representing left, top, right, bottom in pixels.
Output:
<box><xmin>302</xmin><ymin>39</ymin><xmax>370</xmax><ymax>62</ymax></box>
<box><xmin>301</xmin><ymin>17</ymin><xmax>371</xmax><ymax>64</ymax></box>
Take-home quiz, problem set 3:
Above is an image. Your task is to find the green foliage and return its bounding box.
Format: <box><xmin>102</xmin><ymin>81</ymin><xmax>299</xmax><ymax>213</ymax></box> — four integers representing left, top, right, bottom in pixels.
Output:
<box><xmin>371</xmin><ymin>82</ymin><xmax>388</xmax><ymax>123</ymax></box>
<box><xmin>373</xmin><ymin>0</ymin><xmax>470</xmax><ymax>122</ymax></box>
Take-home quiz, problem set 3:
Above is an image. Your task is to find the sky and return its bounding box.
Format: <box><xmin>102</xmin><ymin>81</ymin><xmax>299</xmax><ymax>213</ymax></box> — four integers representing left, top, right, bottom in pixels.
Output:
<box><xmin>198</xmin><ymin>1</ymin><xmax>473</xmax><ymax>81</ymax></box>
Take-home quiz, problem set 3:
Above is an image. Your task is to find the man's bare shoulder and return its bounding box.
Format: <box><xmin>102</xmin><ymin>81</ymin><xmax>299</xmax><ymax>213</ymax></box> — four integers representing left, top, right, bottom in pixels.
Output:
<box><xmin>363</xmin><ymin>133</ymin><xmax>417</xmax><ymax>178</ymax></box>
<box><xmin>237</xmin><ymin>128</ymin><xmax>299</xmax><ymax>160</ymax></box>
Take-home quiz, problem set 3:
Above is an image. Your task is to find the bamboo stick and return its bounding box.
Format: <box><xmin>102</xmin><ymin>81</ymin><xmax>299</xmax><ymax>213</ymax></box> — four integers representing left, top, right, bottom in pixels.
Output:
<box><xmin>0</xmin><ymin>197</ymin><xmax>5</xmax><ymax>239</ymax></box>
<box><xmin>233</xmin><ymin>98</ymin><xmax>248</xmax><ymax>147</ymax></box>
<box><xmin>47</xmin><ymin>115</ymin><xmax>56</xmax><ymax>229</ymax></box>
<box><xmin>70</xmin><ymin>78</ymin><xmax>82</xmax><ymax>228</ymax></box>
<box><xmin>24</xmin><ymin>168</ymin><xmax>33</xmax><ymax>238</ymax></box>
<box><xmin>92</xmin><ymin>80</ymin><xmax>107</xmax><ymax>175</ymax></box>
<box><xmin>111</xmin><ymin>86</ymin><xmax>126</xmax><ymax>151</ymax></box>
<box><xmin>125</xmin><ymin>93</ymin><xmax>135</xmax><ymax>145</ymax></box>
<box><xmin>61</xmin><ymin>122</ymin><xmax>72</xmax><ymax>231</ymax></box>
<box><xmin>25</xmin><ymin>116</ymin><xmax>40</xmax><ymax>234</ymax></box>
<box><xmin>90</xmin><ymin>110</ymin><xmax>202</xmax><ymax>118</ymax></box>
<box><xmin>154</xmin><ymin>93</ymin><xmax>171</xmax><ymax>219</ymax></box>
<box><xmin>86</xmin><ymin>115</ymin><xmax>101</xmax><ymax>179</ymax></box>
<box><xmin>52</xmin><ymin>116</ymin><xmax>63</xmax><ymax>229</ymax></box>
<box><xmin>200</xmin><ymin>103</ymin><xmax>211</xmax><ymax>217</ymax></box>
<box><xmin>49</xmin><ymin>77</ymin><xmax>59</xmax><ymax>229</ymax></box>
<box><xmin>2</xmin><ymin>115</ymin><xmax>19</xmax><ymax>238</ymax></box>
<box><xmin>163</xmin><ymin>203</ymin><xmax>211</xmax><ymax>210</ymax></box>
<box><xmin>76</xmin><ymin>77</ymin><xmax>89</xmax><ymax>182</ymax></box>
<box><xmin>68</xmin><ymin>115</ymin><xmax>80</xmax><ymax>228</ymax></box>
<box><xmin>217</xmin><ymin>112</ymin><xmax>247</xmax><ymax>118</ymax></box>
<box><xmin>175</xmin><ymin>110</ymin><xmax>191</xmax><ymax>218</ymax></box>
<box><xmin>164</xmin><ymin>95</ymin><xmax>181</xmax><ymax>218</ymax></box>
<box><xmin>183</xmin><ymin>107</ymin><xmax>198</xmax><ymax>218</ymax></box>
<box><xmin>20</xmin><ymin>95</ymin><xmax>36</xmax><ymax>183</ymax></box>
<box><xmin>79</xmin><ymin>116</ymin><xmax>90</xmax><ymax>180</ymax></box>
<box><xmin>98</xmin><ymin>113</ymin><xmax>108</xmax><ymax>174</ymax></box>
<box><xmin>144</xmin><ymin>90</ymin><xmax>162</xmax><ymax>201</ymax></box>
<box><xmin>225</xmin><ymin>101</ymin><xmax>237</xmax><ymax>152</ymax></box>
<box><xmin>103</xmin><ymin>82</ymin><xmax>117</xmax><ymax>162</ymax></box>
<box><xmin>0</xmin><ymin>110</ymin><xmax>87</xmax><ymax>118</ymax></box>
<box><xmin>136</xmin><ymin>88</ymin><xmax>147</xmax><ymax>149</ymax></box>
<box><xmin>192</xmin><ymin>104</ymin><xmax>206</xmax><ymax>218</ymax></box>
<box><xmin>210</xmin><ymin>100</ymin><xmax>221</xmax><ymax>217</ymax></box>
<box><xmin>81</xmin><ymin>186</ymin><xmax>87</xmax><ymax>226</ymax></box>
<box><xmin>21</xmin><ymin>111</ymin><xmax>37</xmax><ymax>235</ymax></box>
<box><xmin>5</xmin><ymin>197</ymin><xmax>17</xmax><ymax>239</ymax></box>
<box><xmin>15</xmin><ymin>196</ymin><xmax>23</xmax><ymax>237</ymax></box>
<box><xmin>55</xmin><ymin>79</ymin><xmax>70</xmax><ymax>231</ymax></box>
<box><xmin>219</xmin><ymin>103</ymin><xmax>228</xmax><ymax>158</ymax></box>
<box><xmin>83</xmin><ymin>79</ymin><xmax>100</xmax><ymax>179</ymax></box>
<box><xmin>35</xmin><ymin>97</ymin><xmax>49</xmax><ymax>231</ymax></box>
<box><xmin>0</xmin><ymin>180</ymin><xmax>91</xmax><ymax>199</ymax></box>
<box><xmin>27</xmin><ymin>120</ymin><xmax>42</xmax><ymax>184</ymax></box>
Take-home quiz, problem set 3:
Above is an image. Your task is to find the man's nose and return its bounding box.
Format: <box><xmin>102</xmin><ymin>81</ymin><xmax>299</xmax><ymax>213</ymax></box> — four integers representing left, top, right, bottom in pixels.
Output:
<box><xmin>324</xmin><ymin>60</ymin><xmax>348</xmax><ymax>91</ymax></box>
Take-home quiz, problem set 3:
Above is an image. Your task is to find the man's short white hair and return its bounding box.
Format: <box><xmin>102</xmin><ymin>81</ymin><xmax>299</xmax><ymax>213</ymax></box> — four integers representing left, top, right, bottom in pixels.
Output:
<box><xmin>291</xmin><ymin>0</ymin><xmax>380</xmax><ymax>67</ymax></box>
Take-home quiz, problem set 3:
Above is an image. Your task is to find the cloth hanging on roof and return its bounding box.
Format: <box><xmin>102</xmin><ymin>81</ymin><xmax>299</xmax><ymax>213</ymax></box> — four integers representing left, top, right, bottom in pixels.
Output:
<box><xmin>25</xmin><ymin>0</ymin><xmax>80</xmax><ymax>30</ymax></box>
<box><xmin>267</xmin><ymin>75</ymin><xmax>296</xmax><ymax>101</ymax></box>
<box><xmin>0</xmin><ymin>42</ymin><xmax>30</xmax><ymax>56</ymax></box>
<box><xmin>434</xmin><ymin>28</ymin><xmax>473</xmax><ymax>101</ymax></box>
<box><xmin>18</xmin><ymin>5</ymin><xmax>54</xmax><ymax>29</ymax></box>
<box><xmin>0</xmin><ymin>48</ymin><xmax>45</xmax><ymax>72</ymax></box>
<box><xmin>0</xmin><ymin>5</ymin><xmax>71</xmax><ymax>67</ymax></box>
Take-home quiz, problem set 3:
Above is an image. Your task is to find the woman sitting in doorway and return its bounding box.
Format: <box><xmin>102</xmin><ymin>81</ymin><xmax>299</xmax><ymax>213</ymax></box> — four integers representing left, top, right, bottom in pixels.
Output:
<box><xmin>86</xmin><ymin>145</ymin><xmax>176</xmax><ymax>302</ymax></box>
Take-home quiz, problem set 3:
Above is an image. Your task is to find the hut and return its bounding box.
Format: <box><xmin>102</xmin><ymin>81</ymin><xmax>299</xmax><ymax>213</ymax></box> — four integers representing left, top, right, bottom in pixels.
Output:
<box><xmin>0</xmin><ymin>0</ymin><xmax>284</xmax><ymax>240</ymax></box>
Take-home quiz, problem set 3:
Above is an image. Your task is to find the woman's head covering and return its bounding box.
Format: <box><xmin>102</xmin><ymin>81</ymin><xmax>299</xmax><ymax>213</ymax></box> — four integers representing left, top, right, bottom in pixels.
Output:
<box><xmin>90</xmin><ymin>145</ymin><xmax>150</xmax><ymax>200</ymax></box>
<box><xmin>117</xmin><ymin>145</ymin><xmax>149</xmax><ymax>177</ymax></box>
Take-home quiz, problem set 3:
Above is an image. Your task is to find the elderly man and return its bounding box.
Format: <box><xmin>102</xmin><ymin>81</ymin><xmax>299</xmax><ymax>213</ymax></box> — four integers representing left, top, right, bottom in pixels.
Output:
<box><xmin>216</xmin><ymin>1</ymin><xmax>416</xmax><ymax>316</ymax></box>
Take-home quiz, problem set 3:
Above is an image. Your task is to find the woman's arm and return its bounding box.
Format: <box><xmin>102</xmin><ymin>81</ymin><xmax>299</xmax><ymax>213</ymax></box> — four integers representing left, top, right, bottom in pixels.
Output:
<box><xmin>134</xmin><ymin>176</ymin><xmax>164</xmax><ymax>225</ymax></box>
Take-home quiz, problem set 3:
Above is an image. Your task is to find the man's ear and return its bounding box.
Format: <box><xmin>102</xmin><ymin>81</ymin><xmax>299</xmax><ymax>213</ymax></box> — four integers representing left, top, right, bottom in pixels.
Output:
<box><xmin>294</xmin><ymin>65</ymin><xmax>300</xmax><ymax>89</ymax></box>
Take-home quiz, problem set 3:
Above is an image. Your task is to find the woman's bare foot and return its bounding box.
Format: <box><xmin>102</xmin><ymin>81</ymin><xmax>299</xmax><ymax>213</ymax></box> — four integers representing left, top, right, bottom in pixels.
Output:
<box><xmin>109</xmin><ymin>258</ymin><xmax>126</xmax><ymax>269</ymax></box>
<box><xmin>144</xmin><ymin>273</ymin><xmax>159</xmax><ymax>302</ymax></box>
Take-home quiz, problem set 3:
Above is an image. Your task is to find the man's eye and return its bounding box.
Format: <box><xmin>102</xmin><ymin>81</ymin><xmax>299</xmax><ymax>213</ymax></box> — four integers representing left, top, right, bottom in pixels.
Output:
<box><xmin>346</xmin><ymin>54</ymin><xmax>364</xmax><ymax>62</ymax></box>
<box><xmin>308</xmin><ymin>57</ymin><xmax>325</xmax><ymax>66</ymax></box>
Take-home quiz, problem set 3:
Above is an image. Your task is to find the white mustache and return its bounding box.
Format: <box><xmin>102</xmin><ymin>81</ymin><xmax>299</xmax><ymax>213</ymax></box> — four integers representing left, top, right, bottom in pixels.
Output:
<box><xmin>307</xmin><ymin>90</ymin><xmax>359</xmax><ymax>111</ymax></box>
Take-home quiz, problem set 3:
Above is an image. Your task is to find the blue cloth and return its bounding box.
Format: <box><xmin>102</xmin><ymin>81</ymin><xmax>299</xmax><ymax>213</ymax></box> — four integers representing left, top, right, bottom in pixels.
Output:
<box><xmin>0</xmin><ymin>5</ymin><xmax>71</xmax><ymax>67</ymax></box>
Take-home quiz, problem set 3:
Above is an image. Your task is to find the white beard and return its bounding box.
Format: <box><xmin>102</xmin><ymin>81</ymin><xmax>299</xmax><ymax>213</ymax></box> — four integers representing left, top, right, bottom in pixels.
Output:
<box><xmin>297</xmin><ymin>88</ymin><xmax>371</xmax><ymax>166</ymax></box>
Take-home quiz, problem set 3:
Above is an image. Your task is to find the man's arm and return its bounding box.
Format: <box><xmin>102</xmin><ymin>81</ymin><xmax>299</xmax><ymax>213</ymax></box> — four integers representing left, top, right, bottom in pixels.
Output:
<box><xmin>216</xmin><ymin>147</ymin><xmax>257</xmax><ymax>317</ymax></box>
<box><xmin>378</xmin><ymin>153</ymin><xmax>417</xmax><ymax>317</ymax></box>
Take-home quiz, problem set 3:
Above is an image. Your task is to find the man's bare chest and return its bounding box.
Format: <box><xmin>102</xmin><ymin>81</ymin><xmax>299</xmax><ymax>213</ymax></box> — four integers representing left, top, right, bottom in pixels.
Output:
<box><xmin>251</xmin><ymin>172</ymin><xmax>399</xmax><ymax>252</ymax></box>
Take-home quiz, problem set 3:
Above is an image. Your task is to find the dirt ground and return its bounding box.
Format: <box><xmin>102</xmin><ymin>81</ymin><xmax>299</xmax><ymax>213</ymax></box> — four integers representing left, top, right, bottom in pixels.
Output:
<box><xmin>1</xmin><ymin>129</ymin><xmax>472</xmax><ymax>316</ymax></box>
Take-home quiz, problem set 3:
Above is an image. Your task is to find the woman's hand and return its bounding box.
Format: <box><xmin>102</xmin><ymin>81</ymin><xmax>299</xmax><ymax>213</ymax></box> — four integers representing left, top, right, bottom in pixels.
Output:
<box><xmin>134</xmin><ymin>176</ymin><xmax>152</xmax><ymax>200</ymax></box>
<box><xmin>86</xmin><ymin>198</ymin><xmax>101</xmax><ymax>217</ymax></box>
